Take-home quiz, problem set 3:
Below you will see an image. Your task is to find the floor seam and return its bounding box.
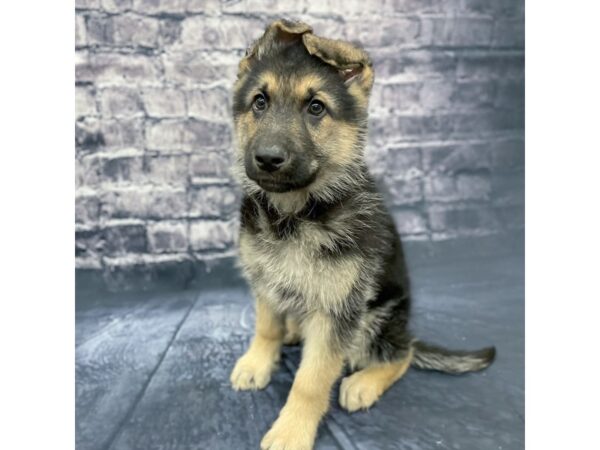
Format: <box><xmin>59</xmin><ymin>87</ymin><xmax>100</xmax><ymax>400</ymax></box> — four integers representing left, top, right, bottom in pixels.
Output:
<box><xmin>324</xmin><ymin>414</ymin><xmax>360</xmax><ymax>450</ymax></box>
<box><xmin>102</xmin><ymin>294</ymin><xmax>200</xmax><ymax>450</ymax></box>
<box><xmin>76</xmin><ymin>318</ymin><xmax>125</xmax><ymax>349</ymax></box>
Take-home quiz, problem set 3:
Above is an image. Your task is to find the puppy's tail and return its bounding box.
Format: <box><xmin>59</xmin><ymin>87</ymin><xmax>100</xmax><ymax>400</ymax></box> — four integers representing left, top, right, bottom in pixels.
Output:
<box><xmin>410</xmin><ymin>340</ymin><xmax>496</xmax><ymax>374</ymax></box>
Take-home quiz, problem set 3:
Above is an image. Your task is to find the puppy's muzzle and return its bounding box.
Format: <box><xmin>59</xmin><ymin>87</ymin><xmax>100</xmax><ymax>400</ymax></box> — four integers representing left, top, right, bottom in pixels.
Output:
<box><xmin>254</xmin><ymin>145</ymin><xmax>289</xmax><ymax>173</ymax></box>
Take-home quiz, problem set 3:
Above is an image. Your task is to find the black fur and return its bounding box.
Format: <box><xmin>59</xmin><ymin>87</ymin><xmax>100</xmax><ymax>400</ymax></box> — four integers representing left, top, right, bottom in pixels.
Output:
<box><xmin>231</xmin><ymin>22</ymin><xmax>496</xmax><ymax>450</ymax></box>
<box><xmin>233</xmin><ymin>26</ymin><xmax>495</xmax><ymax>374</ymax></box>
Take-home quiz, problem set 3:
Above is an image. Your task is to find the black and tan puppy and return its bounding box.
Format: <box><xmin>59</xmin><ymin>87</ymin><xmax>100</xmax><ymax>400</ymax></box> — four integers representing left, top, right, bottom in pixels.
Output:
<box><xmin>230</xmin><ymin>20</ymin><xmax>496</xmax><ymax>450</ymax></box>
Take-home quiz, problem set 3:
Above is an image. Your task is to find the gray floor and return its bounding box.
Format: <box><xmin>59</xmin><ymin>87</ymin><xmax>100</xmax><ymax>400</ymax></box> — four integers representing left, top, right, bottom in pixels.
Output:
<box><xmin>76</xmin><ymin>235</ymin><xmax>524</xmax><ymax>450</ymax></box>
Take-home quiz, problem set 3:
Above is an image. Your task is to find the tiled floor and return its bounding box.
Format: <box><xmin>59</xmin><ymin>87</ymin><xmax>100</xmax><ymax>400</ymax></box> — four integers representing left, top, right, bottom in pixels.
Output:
<box><xmin>76</xmin><ymin>236</ymin><xmax>524</xmax><ymax>450</ymax></box>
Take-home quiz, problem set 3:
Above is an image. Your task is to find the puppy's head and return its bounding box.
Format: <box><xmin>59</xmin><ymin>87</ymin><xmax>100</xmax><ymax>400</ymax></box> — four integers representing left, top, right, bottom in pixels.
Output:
<box><xmin>232</xmin><ymin>20</ymin><xmax>374</xmax><ymax>199</ymax></box>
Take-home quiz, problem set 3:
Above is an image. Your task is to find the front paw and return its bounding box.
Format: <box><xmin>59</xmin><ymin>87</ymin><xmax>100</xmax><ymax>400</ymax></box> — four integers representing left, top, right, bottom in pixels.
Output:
<box><xmin>260</xmin><ymin>414</ymin><xmax>316</xmax><ymax>450</ymax></box>
<box><xmin>230</xmin><ymin>351</ymin><xmax>276</xmax><ymax>391</ymax></box>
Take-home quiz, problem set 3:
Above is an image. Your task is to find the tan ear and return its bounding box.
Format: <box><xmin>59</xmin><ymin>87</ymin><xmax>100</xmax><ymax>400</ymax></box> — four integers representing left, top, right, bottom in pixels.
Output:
<box><xmin>302</xmin><ymin>33</ymin><xmax>374</xmax><ymax>93</ymax></box>
<box><xmin>238</xmin><ymin>19</ymin><xmax>313</xmax><ymax>75</ymax></box>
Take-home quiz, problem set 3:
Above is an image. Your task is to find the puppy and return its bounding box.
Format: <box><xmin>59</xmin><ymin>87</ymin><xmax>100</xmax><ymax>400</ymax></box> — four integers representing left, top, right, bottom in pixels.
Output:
<box><xmin>229</xmin><ymin>20</ymin><xmax>496</xmax><ymax>450</ymax></box>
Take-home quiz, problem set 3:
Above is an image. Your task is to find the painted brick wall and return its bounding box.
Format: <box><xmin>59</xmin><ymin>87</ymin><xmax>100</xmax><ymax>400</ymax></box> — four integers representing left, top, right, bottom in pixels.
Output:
<box><xmin>75</xmin><ymin>0</ymin><xmax>524</xmax><ymax>288</ymax></box>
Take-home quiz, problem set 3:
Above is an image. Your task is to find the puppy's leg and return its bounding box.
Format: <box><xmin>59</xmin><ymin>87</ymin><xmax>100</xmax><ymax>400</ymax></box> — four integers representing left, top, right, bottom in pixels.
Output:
<box><xmin>261</xmin><ymin>314</ymin><xmax>344</xmax><ymax>450</ymax></box>
<box><xmin>230</xmin><ymin>296</ymin><xmax>284</xmax><ymax>391</ymax></box>
<box><xmin>283</xmin><ymin>315</ymin><xmax>301</xmax><ymax>345</ymax></box>
<box><xmin>339</xmin><ymin>348</ymin><xmax>413</xmax><ymax>412</ymax></box>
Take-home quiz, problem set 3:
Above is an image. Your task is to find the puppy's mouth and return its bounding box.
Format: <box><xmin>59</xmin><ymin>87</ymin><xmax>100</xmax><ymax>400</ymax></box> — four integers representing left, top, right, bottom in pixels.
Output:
<box><xmin>255</xmin><ymin>178</ymin><xmax>296</xmax><ymax>193</ymax></box>
<box><xmin>249</xmin><ymin>170</ymin><xmax>318</xmax><ymax>193</ymax></box>
<box><xmin>253</xmin><ymin>175</ymin><xmax>313</xmax><ymax>193</ymax></box>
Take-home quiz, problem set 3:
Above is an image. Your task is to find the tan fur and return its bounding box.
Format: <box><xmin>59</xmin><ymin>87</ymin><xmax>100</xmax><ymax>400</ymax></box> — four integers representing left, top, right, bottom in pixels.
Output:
<box><xmin>230</xmin><ymin>20</ymin><xmax>497</xmax><ymax>450</ymax></box>
<box><xmin>339</xmin><ymin>347</ymin><xmax>414</xmax><ymax>412</ymax></box>
<box><xmin>258</xmin><ymin>71</ymin><xmax>281</xmax><ymax>94</ymax></box>
<box><xmin>315</xmin><ymin>118</ymin><xmax>362</xmax><ymax>167</ymax></box>
<box><xmin>239</xmin><ymin>226</ymin><xmax>362</xmax><ymax>316</ymax></box>
<box><xmin>267</xmin><ymin>190</ymin><xmax>310</xmax><ymax>214</ymax></box>
<box><xmin>260</xmin><ymin>314</ymin><xmax>344</xmax><ymax>450</ymax></box>
<box><xmin>231</xmin><ymin>20</ymin><xmax>398</xmax><ymax>450</ymax></box>
<box><xmin>347</xmin><ymin>81</ymin><xmax>370</xmax><ymax>110</ymax></box>
<box><xmin>234</xmin><ymin>111</ymin><xmax>257</xmax><ymax>157</ymax></box>
<box><xmin>292</xmin><ymin>73</ymin><xmax>324</xmax><ymax>100</ymax></box>
<box><xmin>302</xmin><ymin>33</ymin><xmax>374</xmax><ymax>94</ymax></box>
<box><xmin>233</xmin><ymin>61</ymin><xmax>369</xmax><ymax>211</ymax></box>
<box><xmin>230</xmin><ymin>296</ymin><xmax>284</xmax><ymax>391</ymax></box>
<box><xmin>238</xmin><ymin>71</ymin><xmax>282</xmax><ymax>111</ymax></box>
<box><xmin>283</xmin><ymin>315</ymin><xmax>302</xmax><ymax>345</ymax></box>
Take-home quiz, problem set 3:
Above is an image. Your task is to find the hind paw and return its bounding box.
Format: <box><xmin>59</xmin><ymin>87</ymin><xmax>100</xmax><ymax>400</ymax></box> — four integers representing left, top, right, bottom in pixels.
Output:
<box><xmin>339</xmin><ymin>372</ymin><xmax>382</xmax><ymax>412</ymax></box>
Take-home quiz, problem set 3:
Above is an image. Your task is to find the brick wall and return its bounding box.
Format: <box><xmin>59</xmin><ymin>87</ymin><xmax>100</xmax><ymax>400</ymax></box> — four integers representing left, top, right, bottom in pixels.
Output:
<box><xmin>75</xmin><ymin>0</ymin><xmax>524</xmax><ymax>289</ymax></box>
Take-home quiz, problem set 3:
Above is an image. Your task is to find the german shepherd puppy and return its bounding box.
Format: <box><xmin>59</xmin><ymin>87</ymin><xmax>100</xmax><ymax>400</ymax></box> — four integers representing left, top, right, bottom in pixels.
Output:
<box><xmin>230</xmin><ymin>20</ymin><xmax>496</xmax><ymax>450</ymax></box>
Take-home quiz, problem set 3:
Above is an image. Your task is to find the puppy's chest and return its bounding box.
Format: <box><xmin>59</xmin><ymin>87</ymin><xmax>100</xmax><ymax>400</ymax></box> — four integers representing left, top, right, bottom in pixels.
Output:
<box><xmin>239</xmin><ymin>221</ymin><xmax>360</xmax><ymax>312</ymax></box>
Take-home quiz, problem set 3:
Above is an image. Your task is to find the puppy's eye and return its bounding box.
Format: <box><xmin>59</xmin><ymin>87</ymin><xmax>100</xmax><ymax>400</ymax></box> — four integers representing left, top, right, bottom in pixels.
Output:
<box><xmin>252</xmin><ymin>94</ymin><xmax>267</xmax><ymax>112</ymax></box>
<box><xmin>308</xmin><ymin>100</ymin><xmax>325</xmax><ymax>116</ymax></box>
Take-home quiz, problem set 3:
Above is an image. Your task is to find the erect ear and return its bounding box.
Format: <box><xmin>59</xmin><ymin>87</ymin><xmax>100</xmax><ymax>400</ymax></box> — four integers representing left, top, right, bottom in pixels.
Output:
<box><xmin>238</xmin><ymin>19</ymin><xmax>313</xmax><ymax>75</ymax></box>
<box><xmin>302</xmin><ymin>33</ymin><xmax>374</xmax><ymax>94</ymax></box>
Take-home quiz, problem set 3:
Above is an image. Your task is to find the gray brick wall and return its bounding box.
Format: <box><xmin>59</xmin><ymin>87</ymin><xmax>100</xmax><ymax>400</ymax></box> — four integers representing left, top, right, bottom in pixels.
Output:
<box><xmin>75</xmin><ymin>0</ymin><xmax>524</xmax><ymax>287</ymax></box>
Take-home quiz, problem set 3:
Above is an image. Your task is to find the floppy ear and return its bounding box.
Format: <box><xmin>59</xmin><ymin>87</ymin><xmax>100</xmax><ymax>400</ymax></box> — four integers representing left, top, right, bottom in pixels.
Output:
<box><xmin>302</xmin><ymin>33</ymin><xmax>374</xmax><ymax>94</ymax></box>
<box><xmin>238</xmin><ymin>19</ymin><xmax>313</xmax><ymax>75</ymax></box>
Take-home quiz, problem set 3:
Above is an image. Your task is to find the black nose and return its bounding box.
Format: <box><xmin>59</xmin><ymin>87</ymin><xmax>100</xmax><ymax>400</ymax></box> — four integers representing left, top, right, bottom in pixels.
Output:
<box><xmin>254</xmin><ymin>146</ymin><xmax>288</xmax><ymax>173</ymax></box>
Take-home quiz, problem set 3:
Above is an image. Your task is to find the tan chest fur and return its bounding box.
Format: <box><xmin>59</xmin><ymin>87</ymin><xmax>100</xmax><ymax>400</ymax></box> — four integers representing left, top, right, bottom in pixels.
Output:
<box><xmin>239</xmin><ymin>220</ymin><xmax>362</xmax><ymax>314</ymax></box>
